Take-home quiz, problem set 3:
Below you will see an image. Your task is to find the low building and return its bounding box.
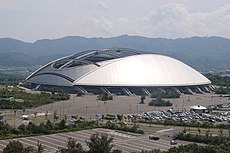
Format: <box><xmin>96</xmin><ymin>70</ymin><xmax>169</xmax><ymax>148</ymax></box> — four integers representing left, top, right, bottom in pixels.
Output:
<box><xmin>190</xmin><ymin>105</ymin><xmax>208</xmax><ymax>114</ymax></box>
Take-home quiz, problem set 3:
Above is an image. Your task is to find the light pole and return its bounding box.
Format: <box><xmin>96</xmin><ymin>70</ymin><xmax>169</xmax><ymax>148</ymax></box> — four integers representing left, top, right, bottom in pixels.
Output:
<box><xmin>59</xmin><ymin>105</ymin><xmax>62</xmax><ymax>119</ymax></box>
<box><xmin>62</xmin><ymin>101</ymin><xmax>64</xmax><ymax>116</ymax></box>
<box><xmin>129</xmin><ymin>103</ymin><xmax>131</xmax><ymax>113</ymax></box>
<box><xmin>98</xmin><ymin>102</ymin><xmax>100</xmax><ymax>114</ymax></box>
<box><xmin>68</xmin><ymin>102</ymin><xmax>70</xmax><ymax>114</ymax></box>
<box><xmin>182</xmin><ymin>97</ymin><xmax>185</xmax><ymax>111</ymax></box>
<box><xmin>106</xmin><ymin>103</ymin><xmax>108</xmax><ymax>114</ymax></box>
<box><xmin>14</xmin><ymin>109</ymin><xmax>16</xmax><ymax>127</ymax></box>
<box><xmin>85</xmin><ymin>106</ymin><xmax>88</xmax><ymax>115</ymax></box>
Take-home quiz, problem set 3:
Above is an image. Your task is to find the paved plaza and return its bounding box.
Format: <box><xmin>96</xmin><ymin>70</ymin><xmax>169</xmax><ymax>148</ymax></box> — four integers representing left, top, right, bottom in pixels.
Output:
<box><xmin>27</xmin><ymin>93</ymin><xmax>229</xmax><ymax>119</ymax></box>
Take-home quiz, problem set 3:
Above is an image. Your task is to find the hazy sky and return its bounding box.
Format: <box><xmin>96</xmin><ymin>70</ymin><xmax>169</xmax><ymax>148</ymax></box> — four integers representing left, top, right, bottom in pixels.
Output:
<box><xmin>0</xmin><ymin>0</ymin><xmax>230</xmax><ymax>42</ymax></box>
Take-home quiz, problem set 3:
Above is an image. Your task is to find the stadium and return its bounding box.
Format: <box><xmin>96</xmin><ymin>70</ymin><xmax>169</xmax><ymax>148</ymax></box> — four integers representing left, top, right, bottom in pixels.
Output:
<box><xmin>24</xmin><ymin>48</ymin><xmax>212</xmax><ymax>95</ymax></box>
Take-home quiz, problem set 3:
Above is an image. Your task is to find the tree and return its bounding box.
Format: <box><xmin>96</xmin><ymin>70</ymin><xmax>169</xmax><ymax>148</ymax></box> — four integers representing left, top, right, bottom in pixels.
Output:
<box><xmin>111</xmin><ymin>149</ymin><xmax>122</xmax><ymax>153</ymax></box>
<box><xmin>35</xmin><ymin>141</ymin><xmax>45</xmax><ymax>153</ymax></box>
<box><xmin>45</xmin><ymin>119</ymin><xmax>53</xmax><ymax>130</ymax></box>
<box><xmin>198</xmin><ymin>128</ymin><xmax>201</xmax><ymax>136</ymax></box>
<box><xmin>53</xmin><ymin>110</ymin><xmax>58</xmax><ymax>122</ymax></box>
<box><xmin>2</xmin><ymin>140</ymin><xmax>34</xmax><ymax>153</ymax></box>
<box><xmin>22</xmin><ymin>108</ymin><xmax>26</xmax><ymax>115</ymax></box>
<box><xmin>117</xmin><ymin>114</ymin><xmax>123</xmax><ymax>122</ymax></box>
<box><xmin>3</xmin><ymin>140</ymin><xmax>24</xmax><ymax>153</ymax></box>
<box><xmin>34</xmin><ymin>112</ymin><xmax>38</xmax><ymax>118</ymax></box>
<box><xmin>140</xmin><ymin>95</ymin><xmax>145</xmax><ymax>104</ymax></box>
<box><xmin>228</xmin><ymin>129</ymin><xmax>230</xmax><ymax>137</ymax></box>
<box><xmin>219</xmin><ymin>128</ymin><xmax>223</xmax><ymax>137</ymax></box>
<box><xmin>206</xmin><ymin>129</ymin><xmax>210</xmax><ymax>138</ymax></box>
<box><xmin>45</xmin><ymin>111</ymin><xmax>48</xmax><ymax>120</ymax></box>
<box><xmin>18</xmin><ymin>124</ymin><xmax>27</xmax><ymax>133</ymax></box>
<box><xmin>57</xmin><ymin>138</ymin><xmax>84</xmax><ymax>153</ymax></box>
<box><xmin>86</xmin><ymin>133</ymin><xmax>115</xmax><ymax>153</ymax></box>
<box><xmin>97</xmin><ymin>93</ymin><xmax>113</xmax><ymax>101</ymax></box>
<box><xmin>58</xmin><ymin>119</ymin><xmax>66</xmax><ymax>130</ymax></box>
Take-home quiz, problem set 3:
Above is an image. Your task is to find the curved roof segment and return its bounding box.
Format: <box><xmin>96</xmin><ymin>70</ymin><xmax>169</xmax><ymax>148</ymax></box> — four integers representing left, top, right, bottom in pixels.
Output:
<box><xmin>26</xmin><ymin>48</ymin><xmax>211</xmax><ymax>87</ymax></box>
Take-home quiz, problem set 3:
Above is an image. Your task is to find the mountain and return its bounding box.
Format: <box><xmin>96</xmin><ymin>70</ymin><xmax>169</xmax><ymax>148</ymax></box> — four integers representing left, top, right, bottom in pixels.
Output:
<box><xmin>0</xmin><ymin>35</ymin><xmax>230</xmax><ymax>72</ymax></box>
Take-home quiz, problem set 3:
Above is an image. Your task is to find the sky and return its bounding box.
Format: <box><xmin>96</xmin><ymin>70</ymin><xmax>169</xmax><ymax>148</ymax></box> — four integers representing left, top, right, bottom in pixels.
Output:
<box><xmin>0</xmin><ymin>0</ymin><xmax>230</xmax><ymax>42</ymax></box>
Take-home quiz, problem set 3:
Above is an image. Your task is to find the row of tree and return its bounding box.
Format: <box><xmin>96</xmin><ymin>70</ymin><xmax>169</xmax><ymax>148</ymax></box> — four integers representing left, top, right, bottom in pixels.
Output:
<box><xmin>0</xmin><ymin>117</ymin><xmax>144</xmax><ymax>140</ymax></box>
<box><xmin>0</xmin><ymin>119</ymin><xmax>98</xmax><ymax>139</ymax></box>
<box><xmin>176</xmin><ymin>129</ymin><xmax>230</xmax><ymax>145</ymax></box>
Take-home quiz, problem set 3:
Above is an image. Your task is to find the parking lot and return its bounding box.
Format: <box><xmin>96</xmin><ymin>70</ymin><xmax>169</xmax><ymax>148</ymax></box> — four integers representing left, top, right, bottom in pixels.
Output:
<box><xmin>0</xmin><ymin>128</ymin><xmax>181</xmax><ymax>153</ymax></box>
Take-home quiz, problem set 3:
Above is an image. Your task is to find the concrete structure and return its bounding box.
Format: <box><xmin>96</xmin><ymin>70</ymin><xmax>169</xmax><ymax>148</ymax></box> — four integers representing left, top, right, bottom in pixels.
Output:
<box><xmin>24</xmin><ymin>48</ymin><xmax>212</xmax><ymax>95</ymax></box>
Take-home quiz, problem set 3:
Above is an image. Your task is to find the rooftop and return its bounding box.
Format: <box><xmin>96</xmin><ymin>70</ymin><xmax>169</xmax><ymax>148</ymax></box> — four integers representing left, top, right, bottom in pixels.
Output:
<box><xmin>52</xmin><ymin>48</ymin><xmax>150</xmax><ymax>69</ymax></box>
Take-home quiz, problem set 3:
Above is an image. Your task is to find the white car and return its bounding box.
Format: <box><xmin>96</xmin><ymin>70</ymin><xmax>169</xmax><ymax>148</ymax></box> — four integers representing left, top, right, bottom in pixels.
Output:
<box><xmin>170</xmin><ymin>140</ymin><xmax>177</xmax><ymax>145</ymax></box>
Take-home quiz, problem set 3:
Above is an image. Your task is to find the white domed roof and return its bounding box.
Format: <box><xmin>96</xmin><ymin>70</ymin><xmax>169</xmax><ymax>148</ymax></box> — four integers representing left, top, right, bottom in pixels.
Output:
<box><xmin>26</xmin><ymin>48</ymin><xmax>211</xmax><ymax>87</ymax></box>
<box><xmin>74</xmin><ymin>54</ymin><xmax>210</xmax><ymax>86</ymax></box>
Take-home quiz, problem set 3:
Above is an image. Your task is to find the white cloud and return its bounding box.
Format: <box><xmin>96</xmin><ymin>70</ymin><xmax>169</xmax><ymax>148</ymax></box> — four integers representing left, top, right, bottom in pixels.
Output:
<box><xmin>78</xmin><ymin>3</ymin><xmax>230</xmax><ymax>39</ymax></box>
<box><xmin>0</xmin><ymin>1</ymin><xmax>230</xmax><ymax>41</ymax></box>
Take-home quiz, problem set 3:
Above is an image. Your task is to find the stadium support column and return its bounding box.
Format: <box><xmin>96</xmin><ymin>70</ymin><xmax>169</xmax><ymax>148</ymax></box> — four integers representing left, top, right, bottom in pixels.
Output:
<box><xmin>76</xmin><ymin>86</ymin><xmax>88</xmax><ymax>94</ymax></box>
<box><xmin>141</xmin><ymin>88</ymin><xmax>151</xmax><ymax>96</ymax></box>
<box><xmin>99</xmin><ymin>87</ymin><xmax>111</xmax><ymax>94</ymax></box>
<box><xmin>122</xmin><ymin>88</ymin><xmax>132</xmax><ymax>96</ymax></box>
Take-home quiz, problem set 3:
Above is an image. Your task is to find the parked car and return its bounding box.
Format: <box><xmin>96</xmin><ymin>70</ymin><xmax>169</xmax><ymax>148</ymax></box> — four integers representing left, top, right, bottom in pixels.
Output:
<box><xmin>170</xmin><ymin>140</ymin><xmax>177</xmax><ymax>145</ymax></box>
<box><xmin>149</xmin><ymin>135</ymin><xmax>160</xmax><ymax>140</ymax></box>
<box><xmin>208</xmin><ymin>119</ymin><xmax>215</xmax><ymax>123</ymax></box>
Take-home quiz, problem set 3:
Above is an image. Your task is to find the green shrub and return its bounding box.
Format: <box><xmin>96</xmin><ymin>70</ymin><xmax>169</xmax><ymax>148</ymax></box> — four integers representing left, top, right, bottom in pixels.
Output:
<box><xmin>97</xmin><ymin>93</ymin><xmax>113</xmax><ymax>101</ymax></box>
<box><xmin>151</xmin><ymin>90</ymin><xmax>180</xmax><ymax>98</ymax></box>
<box><xmin>149</xmin><ymin>97</ymin><xmax>173</xmax><ymax>106</ymax></box>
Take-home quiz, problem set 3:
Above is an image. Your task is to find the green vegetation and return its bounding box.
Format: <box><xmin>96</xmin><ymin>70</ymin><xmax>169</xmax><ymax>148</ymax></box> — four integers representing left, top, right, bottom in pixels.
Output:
<box><xmin>176</xmin><ymin>131</ymin><xmax>230</xmax><ymax>145</ymax></box>
<box><xmin>0</xmin><ymin>73</ymin><xmax>26</xmax><ymax>85</ymax></box>
<box><xmin>76</xmin><ymin>92</ymin><xmax>85</xmax><ymax>97</ymax></box>
<box><xmin>205</xmin><ymin>73</ymin><xmax>230</xmax><ymax>86</ymax></box>
<box><xmin>140</xmin><ymin>96</ymin><xmax>146</xmax><ymax>104</ymax></box>
<box><xmin>2</xmin><ymin>140</ymin><xmax>44</xmax><ymax>153</ymax></box>
<box><xmin>0</xmin><ymin>119</ymin><xmax>99</xmax><ymax>140</ymax></box>
<box><xmin>86</xmin><ymin>133</ymin><xmax>116</xmax><ymax>153</ymax></box>
<box><xmin>57</xmin><ymin>137</ymin><xmax>84</xmax><ymax>153</ymax></box>
<box><xmin>150</xmin><ymin>91</ymin><xmax>180</xmax><ymax>99</ymax></box>
<box><xmin>205</xmin><ymin>74</ymin><xmax>230</xmax><ymax>94</ymax></box>
<box><xmin>2</xmin><ymin>140</ymin><xmax>27</xmax><ymax>153</ymax></box>
<box><xmin>104</xmin><ymin>121</ymin><xmax>144</xmax><ymax>134</ymax></box>
<box><xmin>133</xmin><ymin>142</ymin><xmax>230</xmax><ymax>153</ymax></box>
<box><xmin>148</xmin><ymin>97</ymin><xmax>173</xmax><ymax>107</ymax></box>
<box><xmin>0</xmin><ymin>88</ymin><xmax>69</xmax><ymax>109</ymax></box>
<box><xmin>133</xmin><ymin>133</ymin><xmax>230</xmax><ymax>153</ymax></box>
<box><xmin>0</xmin><ymin>66</ymin><xmax>34</xmax><ymax>85</ymax></box>
<box><xmin>97</xmin><ymin>93</ymin><xmax>113</xmax><ymax>101</ymax></box>
<box><xmin>214</xmin><ymin>86</ymin><xmax>230</xmax><ymax>94</ymax></box>
<box><xmin>0</xmin><ymin>118</ymin><xmax>143</xmax><ymax>140</ymax></box>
